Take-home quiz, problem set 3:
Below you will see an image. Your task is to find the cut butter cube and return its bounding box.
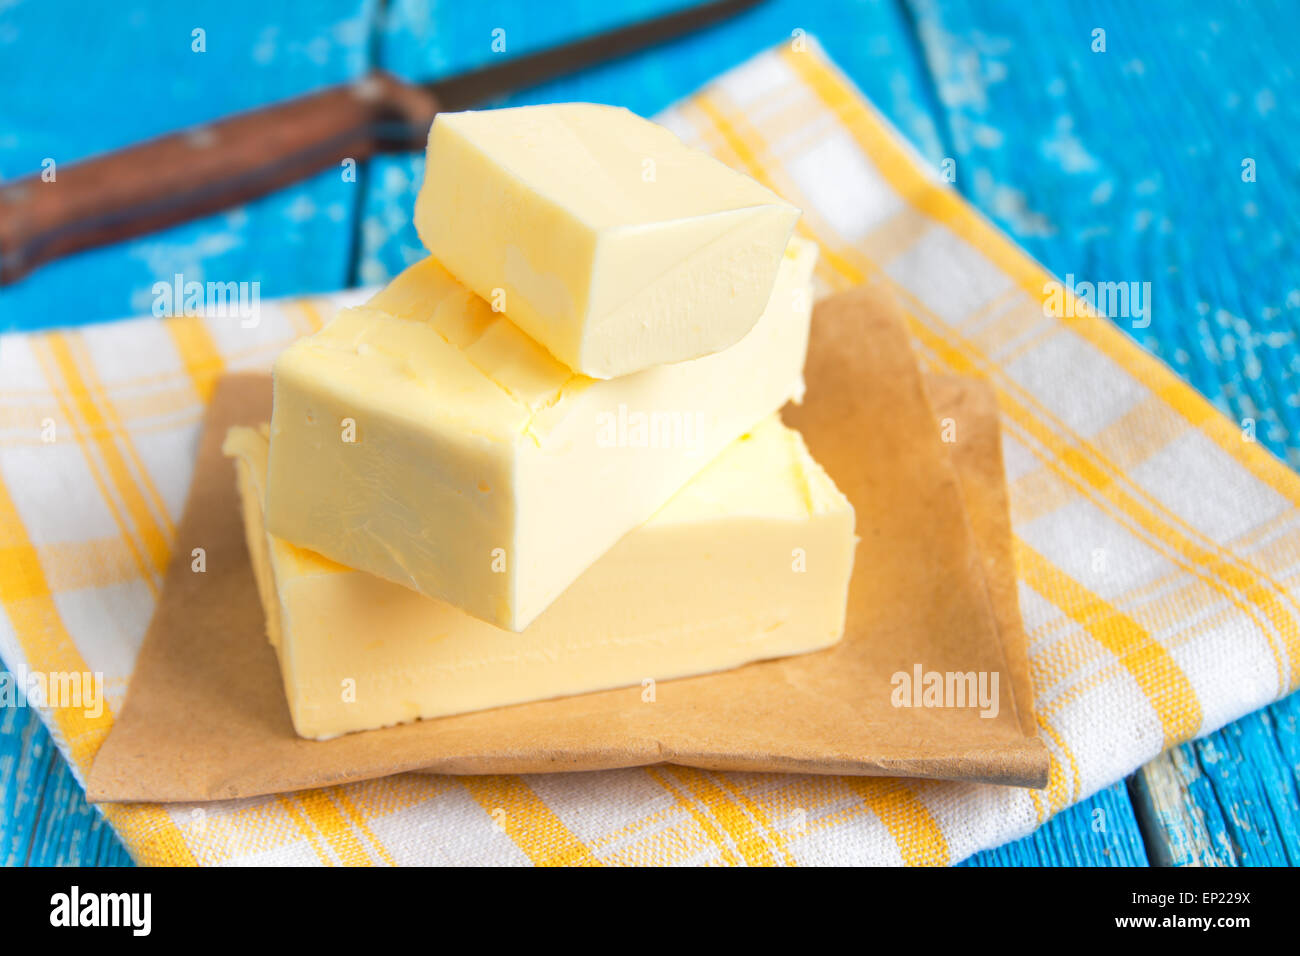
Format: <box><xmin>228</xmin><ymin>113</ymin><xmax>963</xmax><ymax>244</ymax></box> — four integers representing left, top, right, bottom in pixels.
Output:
<box><xmin>228</xmin><ymin>417</ymin><xmax>856</xmax><ymax>739</ymax></box>
<box><xmin>414</xmin><ymin>103</ymin><xmax>801</xmax><ymax>378</ymax></box>
<box><xmin>265</xmin><ymin>238</ymin><xmax>818</xmax><ymax>632</ymax></box>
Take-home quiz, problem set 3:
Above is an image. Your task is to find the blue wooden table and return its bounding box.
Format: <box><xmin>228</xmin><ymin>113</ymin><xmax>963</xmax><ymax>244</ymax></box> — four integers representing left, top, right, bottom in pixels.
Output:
<box><xmin>2</xmin><ymin>0</ymin><xmax>1297</xmax><ymax>866</ymax></box>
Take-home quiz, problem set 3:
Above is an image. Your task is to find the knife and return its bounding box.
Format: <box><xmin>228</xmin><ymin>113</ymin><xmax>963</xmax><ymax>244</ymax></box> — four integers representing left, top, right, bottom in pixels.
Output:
<box><xmin>0</xmin><ymin>0</ymin><xmax>760</xmax><ymax>285</ymax></box>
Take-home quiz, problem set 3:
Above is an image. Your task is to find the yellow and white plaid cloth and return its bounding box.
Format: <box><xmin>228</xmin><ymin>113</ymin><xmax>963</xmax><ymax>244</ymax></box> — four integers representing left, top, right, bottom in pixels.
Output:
<box><xmin>2</xmin><ymin>42</ymin><xmax>1297</xmax><ymax>866</ymax></box>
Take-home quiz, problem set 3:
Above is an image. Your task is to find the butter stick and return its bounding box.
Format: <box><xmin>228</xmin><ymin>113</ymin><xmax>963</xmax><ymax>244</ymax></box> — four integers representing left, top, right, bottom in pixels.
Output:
<box><xmin>415</xmin><ymin>103</ymin><xmax>800</xmax><ymax>378</ymax></box>
<box><xmin>228</xmin><ymin>417</ymin><xmax>855</xmax><ymax>739</ymax></box>
<box><xmin>266</xmin><ymin>239</ymin><xmax>817</xmax><ymax>631</ymax></box>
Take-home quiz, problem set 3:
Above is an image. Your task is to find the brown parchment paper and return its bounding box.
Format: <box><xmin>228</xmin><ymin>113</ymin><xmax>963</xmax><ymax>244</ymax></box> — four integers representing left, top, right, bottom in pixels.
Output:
<box><xmin>925</xmin><ymin>373</ymin><xmax>1038</xmax><ymax>740</ymax></box>
<box><xmin>87</xmin><ymin>283</ymin><xmax>1048</xmax><ymax>803</ymax></box>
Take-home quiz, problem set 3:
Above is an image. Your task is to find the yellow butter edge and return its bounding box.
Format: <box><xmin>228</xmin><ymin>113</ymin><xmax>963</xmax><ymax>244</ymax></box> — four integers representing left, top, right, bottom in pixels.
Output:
<box><xmin>271</xmin><ymin>237</ymin><xmax>821</xmax><ymax>442</ymax></box>
<box><xmin>223</xmin><ymin>411</ymin><xmax>853</xmax><ymax>585</ymax></box>
<box><xmin>431</xmin><ymin>104</ymin><xmax>801</xmax><ymax>231</ymax></box>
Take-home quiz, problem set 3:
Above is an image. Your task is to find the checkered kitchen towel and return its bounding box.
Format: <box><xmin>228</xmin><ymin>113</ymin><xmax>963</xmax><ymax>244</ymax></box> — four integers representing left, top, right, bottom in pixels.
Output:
<box><xmin>2</xmin><ymin>40</ymin><xmax>1297</xmax><ymax>866</ymax></box>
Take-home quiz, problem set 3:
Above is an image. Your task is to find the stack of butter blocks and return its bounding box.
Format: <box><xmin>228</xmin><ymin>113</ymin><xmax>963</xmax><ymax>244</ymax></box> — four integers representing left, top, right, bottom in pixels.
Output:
<box><xmin>226</xmin><ymin>104</ymin><xmax>858</xmax><ymax>740</ymax></box>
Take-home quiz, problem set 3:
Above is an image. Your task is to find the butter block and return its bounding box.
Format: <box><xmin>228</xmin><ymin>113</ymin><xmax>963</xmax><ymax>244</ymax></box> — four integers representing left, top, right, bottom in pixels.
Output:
<box><xmin>414</xmin><ymin>103</ymin><xmax>801</xmax><ymax>378</ymax></box>
<box><xmin>228</xmin><ymin>417</ymin><xmax>856</xmax><ymax>739</ymax></box>
<box><xmin>266</xmin><ymin>238</ymin><xmax>817</xmax><ymax>631</ymax></box>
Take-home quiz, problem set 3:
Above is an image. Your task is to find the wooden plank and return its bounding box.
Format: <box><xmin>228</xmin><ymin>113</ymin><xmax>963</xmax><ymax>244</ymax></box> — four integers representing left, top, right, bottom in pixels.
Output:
<box><xmin>0</xmin><ymin>698</ymin><xmax>132</xmax><ymax>866</ymax></box>
<box><xmin>0</xmin><ymin>1</ymin><xmax>375</xmax><ymax>332</ymax></box>
<box><xmin>963</xmin><ymin>782</ymin><xmax>1150</xmax><ymax>866</ymax></box>
<box><xmin>0</xmin><ymin>0</ymin><xmax>378</xmax><ymax>865</ymax></box>
<box><xmin>0</xmin><ymin>0</ymin><xmax>1152</xmax><ymax>868</ymax></box>
<box><xmin>909</xmin><ymin>0</ymin><xmax>1300</xmax><ymax>867</ymax></box>
<box><xmin>1129</xmin><ymin>746</ymin><xmax>1237</xmax><ymax>866</ymax></box>
<box><xmin>1132</xmin><ymin>696</ymin><xmax>1300</xmax><ymax>868</ymax></box>
<box><xmin>9</xmin><ymin>0</ymin><xmax>1300</xmax><ymax>868</ymax></box>
<box><xmin>904</xmin><ymin>0</ymin><xmax>1300</xmax><ymax>466</ymax></box>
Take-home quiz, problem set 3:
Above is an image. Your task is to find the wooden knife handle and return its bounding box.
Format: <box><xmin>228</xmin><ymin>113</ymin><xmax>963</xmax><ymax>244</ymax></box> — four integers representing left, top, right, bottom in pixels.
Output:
<box><xmin>0</xmin><ymin>71</ymin><xmax>439</xmax><ymax>284</ymax></box>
